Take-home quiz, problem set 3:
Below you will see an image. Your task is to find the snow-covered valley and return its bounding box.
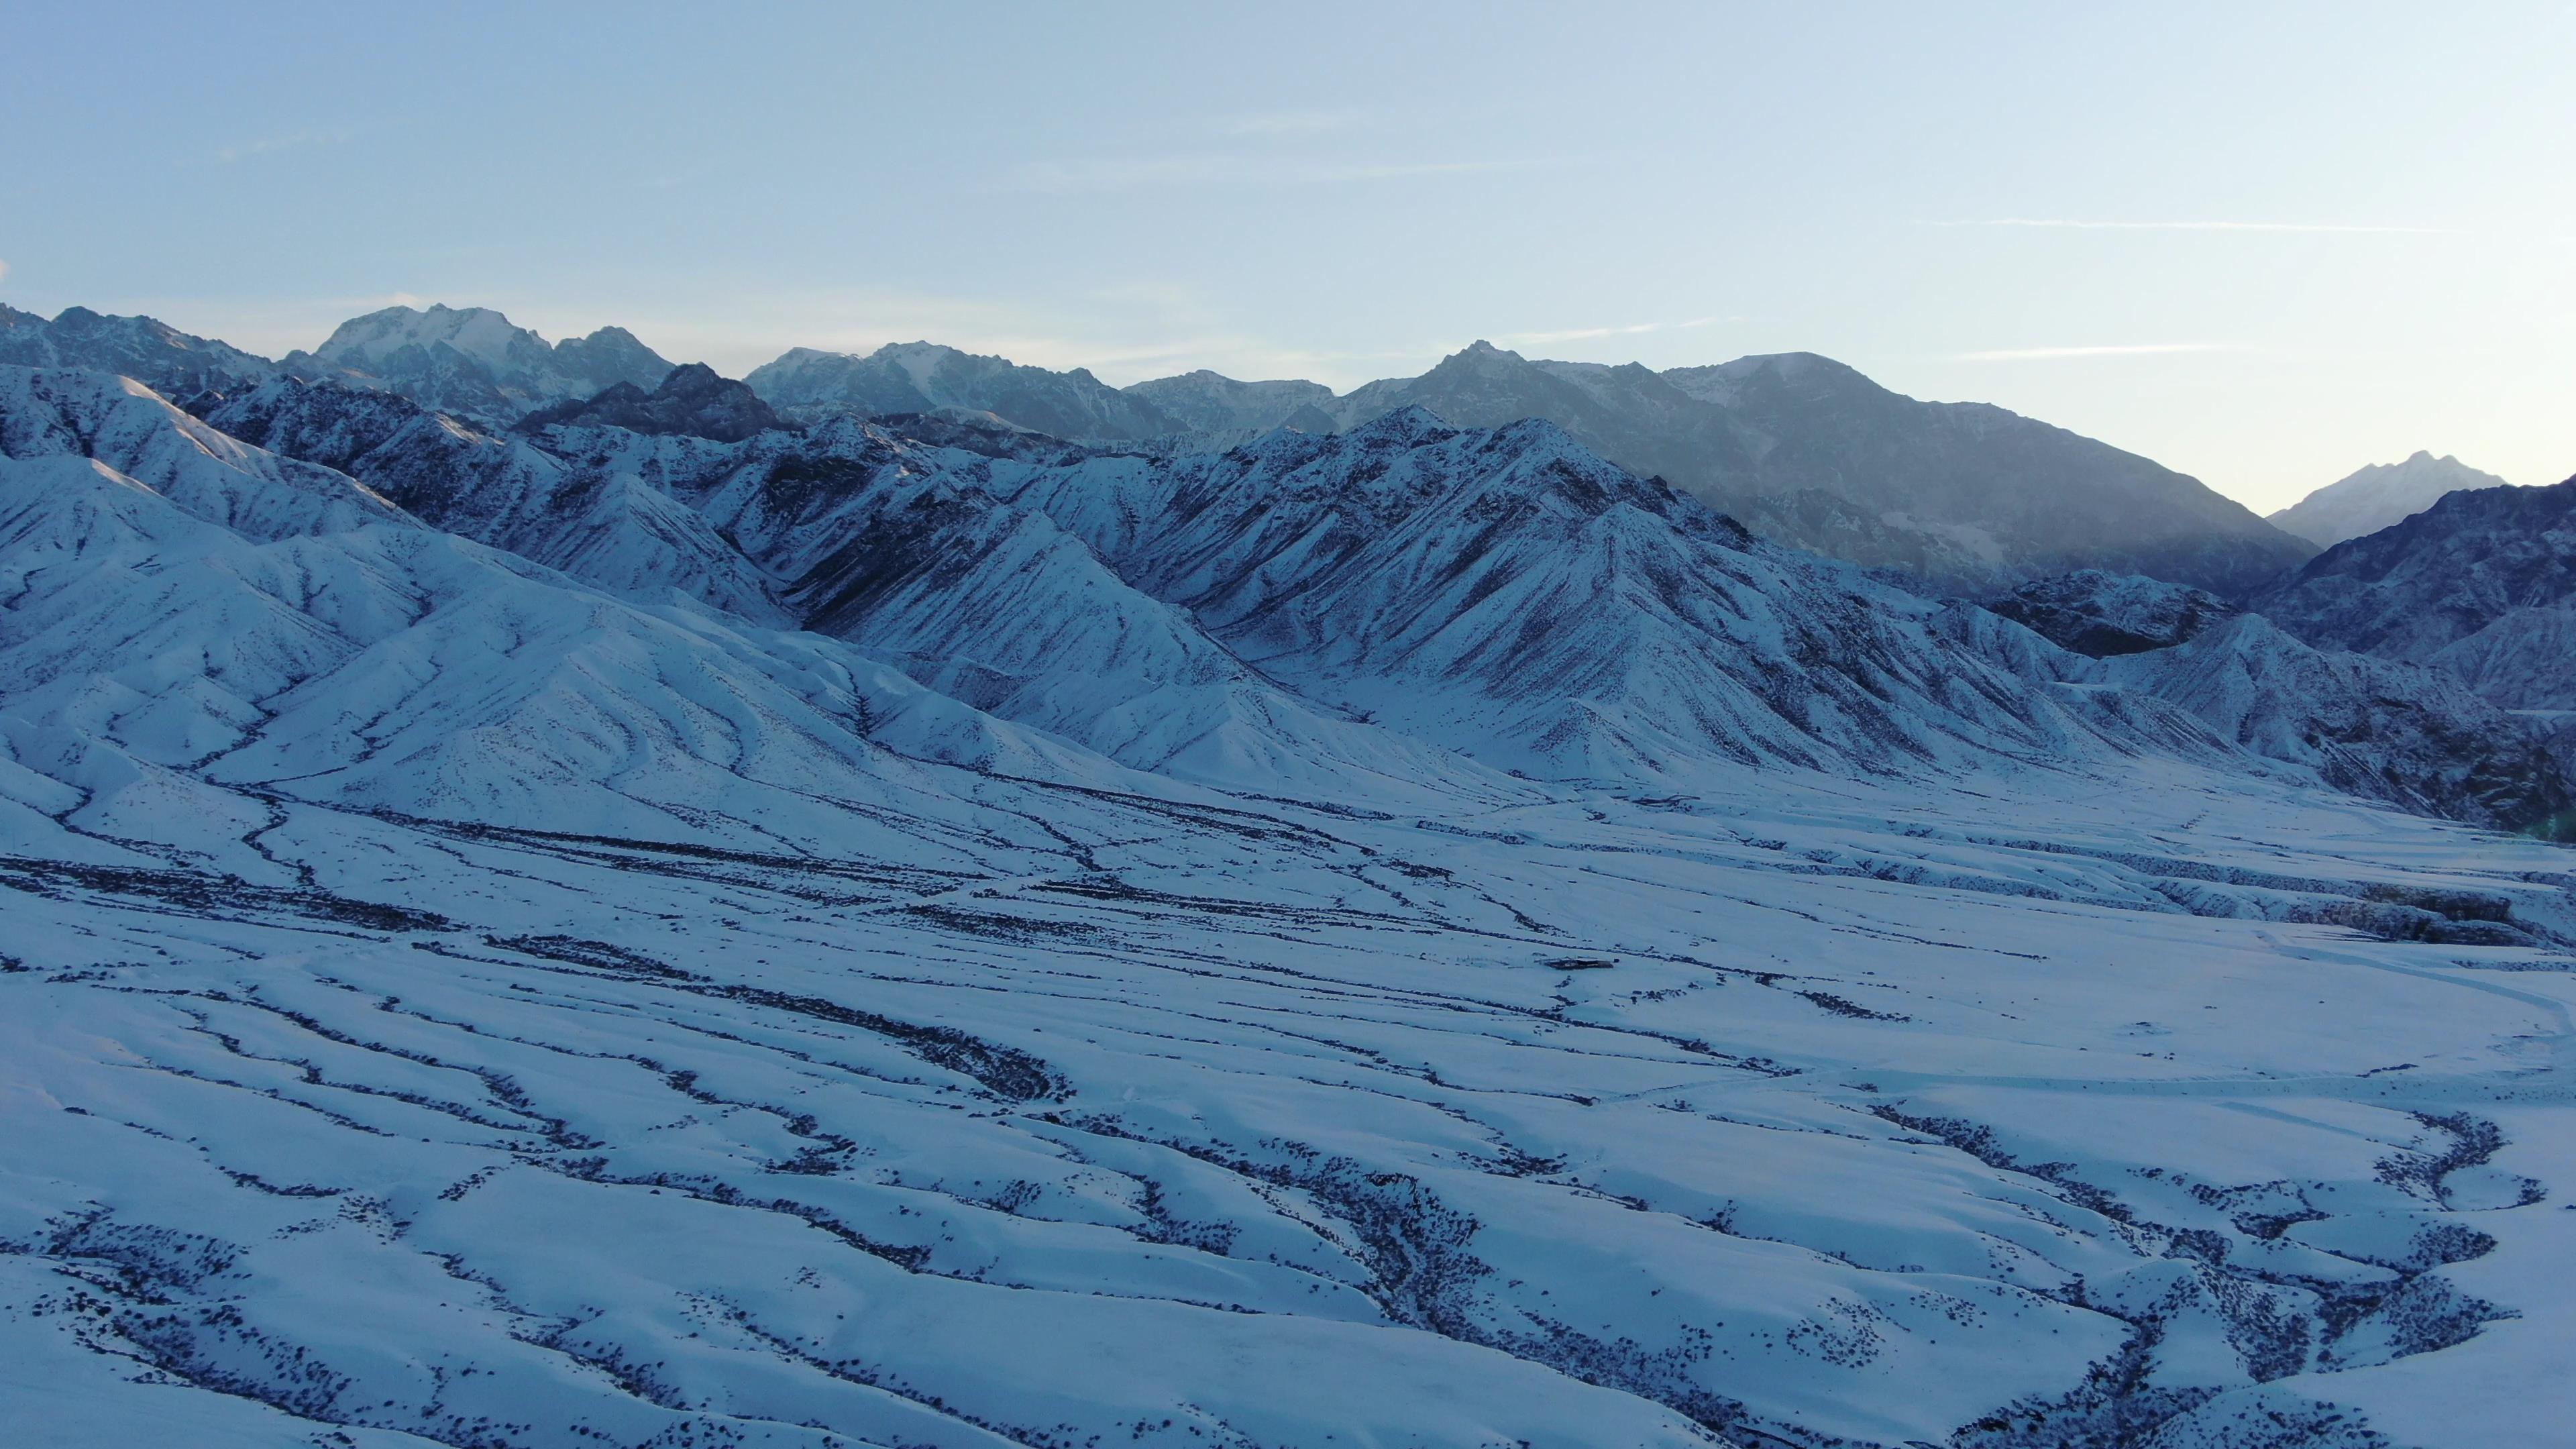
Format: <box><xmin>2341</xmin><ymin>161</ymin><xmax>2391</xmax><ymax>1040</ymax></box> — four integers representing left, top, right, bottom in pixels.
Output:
<box><xmin>3</xmin><ymin>364</ymin><xmax>2572</xmax><ymax>1448</ymax></box>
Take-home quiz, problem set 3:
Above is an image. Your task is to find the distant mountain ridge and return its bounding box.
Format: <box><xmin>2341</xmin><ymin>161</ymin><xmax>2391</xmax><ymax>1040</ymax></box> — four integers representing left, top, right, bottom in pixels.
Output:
<box><xmin>747</xmin><ymin>335</ymin><xmax>2314</xmax><ymax>596</ymax></box>
<box><xmin>2268</xmin><ymin>451</ymin><xmax>2513</xmax><ymax>547</ymax></box>
<box><xmin>0</xmin><ymin>298</ymin><xmax>2318</xmax><ymax>594</ymax></box>
<box><xmin>745</xmin><ymin>341</ymin><xmax>1181</xmax><ymax>440</ymax></box>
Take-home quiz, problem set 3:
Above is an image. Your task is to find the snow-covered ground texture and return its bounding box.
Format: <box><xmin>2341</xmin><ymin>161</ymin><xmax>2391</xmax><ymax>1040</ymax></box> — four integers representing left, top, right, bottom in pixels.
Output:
<box><xmin>5</xmin><ymin>366</ymin><xmax>2575</xmax><ymax>1447</ymax></box>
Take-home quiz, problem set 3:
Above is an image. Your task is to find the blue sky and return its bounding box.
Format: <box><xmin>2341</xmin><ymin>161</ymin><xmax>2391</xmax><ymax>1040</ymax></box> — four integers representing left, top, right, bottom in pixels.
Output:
<box><xmin>5</xmin><ymin>1</ymin><xmax>2571</xmax><ymax>510</ymax></box>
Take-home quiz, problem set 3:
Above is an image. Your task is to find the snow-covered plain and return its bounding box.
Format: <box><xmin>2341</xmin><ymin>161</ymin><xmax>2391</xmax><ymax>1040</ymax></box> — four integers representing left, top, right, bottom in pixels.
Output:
<box><xmin>4</xmin><ymin>367</ymin><xmax>2573</xmax><ymax>1448</ymax></box>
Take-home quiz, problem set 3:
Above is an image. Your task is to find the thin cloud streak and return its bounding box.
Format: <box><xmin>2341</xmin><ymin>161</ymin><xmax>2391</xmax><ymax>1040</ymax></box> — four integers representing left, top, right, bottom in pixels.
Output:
<box><xmin>1954</xmin><ymin>343</ymin><xmax>2244</xmax><ymax>362</ymax></box>
<box><xmin>1221</xmin><ymin>109</ymin><xmax>1368</xmax><ymax>137</ymax></box>
<box><xmin>1933</xmin><ymin>218</ymin><xmax>2451</xmax><ymax>235</ymax></box>
<box><xmin>1006</xmin><ymin>154</ymin><xmax>1546</xmax><ymax>195</ymax></box>
<box><xmin>213</xmin><ymin>130</ymin><xmax>347</xmax><ymax>164</ymax></box>
<box><xmin>1497</xmin><ymin>315</ymin><xmax>1733</xmax><ymax>347</ymax></box>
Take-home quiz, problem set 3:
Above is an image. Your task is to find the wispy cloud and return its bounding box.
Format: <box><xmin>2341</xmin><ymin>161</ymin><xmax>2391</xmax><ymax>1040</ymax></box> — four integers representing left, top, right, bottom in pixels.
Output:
<box><xmin>0</xmin><ymin>258</ymin><xmax>10</xmax><ymax>284</ymax></box>
<box><xmin>1953</xmin><ymin>343</ymin><xmax>2243</xmax><ymax>362</ymax></box>
<box><xmin>1222</xmin><ymin>109</ymin><xmax>1368</xmax><ymax>138</ymax></box>
<box><xmin>1497</xmin><ymin>316</ymin><xmax>1734</xmax><ymax>347</ymax></box>
<box><xmin>214</xmin><ymin>129</ymin><xmax>347</xmax><ymax>164</ymax></box>
<box><xmin>1006</xmin><ymin>154</ymin><xmax>1543</xmax><ymax>195</ymax></box>
<box><xmin>1931</xmin><ymin>217</ymin><xmax>2451</xmax><ymax>235</ymax></box>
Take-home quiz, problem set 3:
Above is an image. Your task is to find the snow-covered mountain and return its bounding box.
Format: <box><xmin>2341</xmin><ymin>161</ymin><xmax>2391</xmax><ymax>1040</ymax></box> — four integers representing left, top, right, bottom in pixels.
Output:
<box><xmin>0</xmin><ymin>303</ymin><xmax>277</xmax><ymax>398</ymax></box>
<box><xmin>279</xmin><ymin>303</ymin><xmax>676</xmax><ymax>424</ymax></box>
<box><xmin>745</xmin><ymin>341</ymin><xmax>1184</xmax><ymax>439</ymax></box>
<box><xmin>11</xmin><ymin>362</ymin><xmax>2576</xmax><ymax>1448</ymax></box>
<box><xmin>2253</xmin><ymin>475</ymin><xmax>2576</xmax><ymax>709</ymax></box>
<box><xmin>2268</xmin><ymin>451</ymin><xmax>2513</xmax><ymax>548</ymax></box>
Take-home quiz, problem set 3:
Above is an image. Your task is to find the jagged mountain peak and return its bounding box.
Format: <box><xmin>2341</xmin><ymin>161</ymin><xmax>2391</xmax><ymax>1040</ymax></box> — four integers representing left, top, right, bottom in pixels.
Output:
<box><xmin>285</xmin><ymin>303</ymin><xmax>676</xmax><ymax>425</ymax></box>
<box><xmin>2267</xmin><ymin>449</ymin><xmax>2513</xmax><ymax>548</ymax></box>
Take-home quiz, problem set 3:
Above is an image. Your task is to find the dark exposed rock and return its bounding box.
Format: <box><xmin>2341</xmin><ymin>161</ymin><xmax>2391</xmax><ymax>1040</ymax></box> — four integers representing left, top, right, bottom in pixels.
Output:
<box><xmin>520</xmin><ymin>362</ymin><xmax>785</xmax><ymax>442</ymax></box>
<box><xmin>1990</xmin><ymin>570</ymin><xmax>2243</xmax><ymax>657</ymax></box>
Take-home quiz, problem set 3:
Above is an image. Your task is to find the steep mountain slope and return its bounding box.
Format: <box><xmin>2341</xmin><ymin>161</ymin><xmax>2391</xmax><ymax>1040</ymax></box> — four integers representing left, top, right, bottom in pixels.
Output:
<box><xmin>2094</xmin><ymin>616</ymin><xmax>2576</xmax><ymax>836</ymax></box>
<box><xmin>2269</xmin><ymin>450</ymin><xmax>2512</xmax><ymax>548</ymax></box>
<box><xmin>1660</xmin><ymin>351</ymin><xmax>2312</xmax><ymax>595</ymax></box>
<box><xmin>0</xmin><ymin>368</ymin><xmax>404</xmax><ymax>540</ymax></box>
<box><xmin>280</xmin><ymin>303</ymin><xmax>674</xmax><ymax>424</ymax></box>
<box><xmin>2252</xmin><ymin>476</ymin><xmax>2576</xmax><ymax>708</ymax></box>
<box><xmin>987</xmin><ymin>410</ymin><xmax>2145</xmax><ymax>780</ymax></box>
<box><xmin>203</xmin><ymin>376</ymin><xmax>788</xmax><ymax>624</ymax></box>
<box><xmin>1970</xmin><ymin>570</ymin><xmax>2576</xmax><ymax>834</ymax></box>
<box><xmin>523</xmin><ymin>420</ymin><xmax>1510</xmax><ymax>802</ymax></box>
<box><xmin>0</xmin><ymin>373</ymin><xmax>1136</xmax><ymax>851</ymax></box>
<box><xmin>746</xmin><ymin>342</ymin><xmax>1183</xmax><ymax>439</ymax></box>
<box><xmin>0</xmin><ymin>303</ymin><xmax>276</xmax><ymax>398</ymax></box>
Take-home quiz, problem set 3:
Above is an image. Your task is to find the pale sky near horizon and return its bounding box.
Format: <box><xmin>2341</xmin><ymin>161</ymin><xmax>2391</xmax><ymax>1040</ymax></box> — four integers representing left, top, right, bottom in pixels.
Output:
<box><xmin>5</xmin><ymin>1</ymin><xmax>2572</xmax><ymax>512</ymax></box>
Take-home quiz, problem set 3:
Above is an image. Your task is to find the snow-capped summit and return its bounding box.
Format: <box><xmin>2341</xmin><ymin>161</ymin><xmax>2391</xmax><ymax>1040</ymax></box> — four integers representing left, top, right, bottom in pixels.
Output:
<box><xmin>2267</xmin><ymin>449</ymin><xmax>2514</xmax><ymax>548</ymax></box>
<box><xmin>0</xmin><ymin>303</ymin><xmax>277</xmax><ymax>399</ymax></box>
<box><xmin>745</xmin><ymin>340</ymin><xmax>1183</xmax><ymax>439</ymax></box>
<box><xmin>282</xmin><ymin>303</ymin><xmax>676</xmax><ymax>424</ymax></box>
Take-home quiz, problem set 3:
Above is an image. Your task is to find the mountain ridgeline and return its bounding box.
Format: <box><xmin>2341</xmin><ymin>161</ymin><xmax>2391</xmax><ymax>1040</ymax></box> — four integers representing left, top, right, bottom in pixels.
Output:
<box><xmin>0</xmin><ymin>301</ymin><xmax>2324</xmax><ymax>595</ymax></box>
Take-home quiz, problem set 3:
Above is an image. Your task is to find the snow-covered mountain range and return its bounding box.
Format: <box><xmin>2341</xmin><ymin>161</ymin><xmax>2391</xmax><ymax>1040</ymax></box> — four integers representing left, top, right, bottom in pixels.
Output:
<box><xmin>6</xmin><ymin>328</ymin><xmax>2575</xmax><ymax>1446</ymax></box>
<box><xmin>2268</xmin><ymin>451</ymin><xmax>2513</xmax><ymax>549</ymax></box>
<box><xmin>1</xmin><ymin>302</ymin><xmax>2320</xmax><ymax>595</ymax></box>
<box><xmin>747</xmin><ymin>338</ymin><xmax>2315</xmax><ymax>596</ymax></box>
<box><xmin>2253</xmin><ymin>476</ymin><xmax>2576</xmax><ymax>710</ymax></box>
